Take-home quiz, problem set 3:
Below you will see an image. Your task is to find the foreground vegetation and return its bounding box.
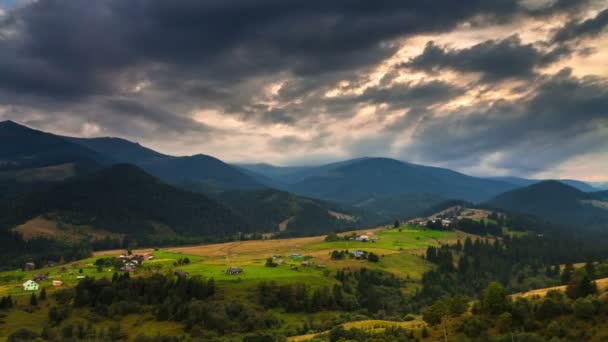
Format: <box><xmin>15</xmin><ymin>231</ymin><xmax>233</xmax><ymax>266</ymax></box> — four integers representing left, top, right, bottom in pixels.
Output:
<box><xmin>3</xmin><ymin>212</ymin><xmax>608</xmax><ymax>341</ymax></box>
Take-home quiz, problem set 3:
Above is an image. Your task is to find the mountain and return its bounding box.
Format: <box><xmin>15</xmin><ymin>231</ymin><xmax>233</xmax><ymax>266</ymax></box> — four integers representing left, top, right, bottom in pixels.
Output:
<box><xmin>490</xmin><ymin>176</ymin><xmax>599</xmax><ymax>192</ymax></box>
<box><xmin>288</xmin><ymin>157</ymin><xmax>516</xmax><ymax>203</ymax></box>
<box><xmin>349</xmin><ymin>193</ymin><xmax>449</xmax><ymax>220</ymax></box>
<box><xmin>68</xmin><ymin>135</ymin><xmax>265</xmax><ymax>193</ymax></box>
<box><xmin>486</xmin><ymin>180</ymin><xmax>608</xmax><ymax>228</ymax></box>
<box><xmin>0</xmin><ymin>120</ymin><xmax>109</xmax><ymax>170</ymax></box>
<box><xmin>215</xmin><ymin>189</ymin><xmax>371</xmax><ymax>236</ymax></box>
<box><xmin>236</xmin><ymin>158</ymin><xmax>368</xmax><ymax>184</ymax></box>
<box><xmin>0</xmin><ymin>121</ymin><xmax>106</xmax><ymax>196</ymax></box>
<box><xmin>594</xmin><ymin>191</ymin><xmax>608</xmax><ymax>201</ymax></box>
<box><xmin>0</xmin><ymin>164</ymin><xmax>248</xmax><ymax>242</ymax></box>
<box><xmin>65</xmin><ymin>136</ymin><xmax>169</xmax><ymax>164</ymax></box>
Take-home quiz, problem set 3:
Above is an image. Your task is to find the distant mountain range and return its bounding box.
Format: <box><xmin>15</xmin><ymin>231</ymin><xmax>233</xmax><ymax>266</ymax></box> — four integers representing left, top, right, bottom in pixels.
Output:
<box><xmin>489</xmin><ymin>176</ymin><xmax>601</xmax><ymax>192</ymax></box>
<box><xmin>486</xmin><ymin>181</ymin><xmax>608</xmax><ymax>229</ymax></box>
<box><xmin>2</xmin><ymin>120</ymin><xmax>607</xmax><ymax>235</ymax></box>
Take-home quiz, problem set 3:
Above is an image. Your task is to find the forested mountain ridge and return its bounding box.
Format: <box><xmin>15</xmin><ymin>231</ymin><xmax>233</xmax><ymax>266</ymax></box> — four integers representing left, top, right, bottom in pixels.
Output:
<box><xmin>486</xmin><ymin>180</ymin><xmax>608</xmax><ymax>228</ymax></box>
<box><xmin>0</xmin><ymin>120</ymin><xmax>109</xmax><ymax>170</ymax></box>
<box><xmin>67</xmin><ymin>136</ymin><xmax>266</xmax><ymax>193</ymax></box>
<box><xmin>0</xmin><ymin>164</ymin><xmax>249</xmax><ymax>243</ymax></box>
<box><xmin>216</xmin><ymin>188</ymin><xmax>373</xmax><ymax>236</ymax></box>
<box><xmin>288</xmin><ymin>157</ymin><xmax>516</xmax><ymax>203</ymax></box>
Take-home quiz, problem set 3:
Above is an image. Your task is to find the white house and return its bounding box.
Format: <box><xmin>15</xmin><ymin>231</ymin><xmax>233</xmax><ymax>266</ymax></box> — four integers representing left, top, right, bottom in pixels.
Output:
<box><xmin>22</xmin><ymin>280</ymin><xmax>39</xmax><ymax>291</ymax></box>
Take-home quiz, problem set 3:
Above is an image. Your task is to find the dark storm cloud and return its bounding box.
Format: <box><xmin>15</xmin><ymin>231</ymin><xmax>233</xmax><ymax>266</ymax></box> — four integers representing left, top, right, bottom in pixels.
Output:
<box><xmin>329</xmin><ymin>80</ymin><xmax>466</xmax><ymax>110</ymax></box>
<box><xmin>401</xmin><ymin>68</ymin><xmax>608</xmax><ymax>173</ymax></box>
<box><xmin>0</xmin><ymin>0</ymin><xmax>591</xmax><ymax>99</ymax></box>
<box><xmin>551</xmin><ymin>8</ymin><xmax>608</xmax><ymax>43</ymax></box>
<box><xmin>404</xmin><ymin>35</ymin><xmax>570</xmax><ymax>81</ymax></box>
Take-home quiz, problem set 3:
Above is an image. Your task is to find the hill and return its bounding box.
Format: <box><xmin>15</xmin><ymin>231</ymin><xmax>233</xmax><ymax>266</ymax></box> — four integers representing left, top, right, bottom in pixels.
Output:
<box><xmin>349</xmin><ymin>193</ymin><xmax>449</xmax><ymax>220</ymax></box>
<box><xmin>288</xmin><ymin>157</ymin><xmax>516</xmax><ymax>203</ymax></box>
<box><xmin>486</xmin><ymin>180</ymin><xmax>608</xmax><ymax>228</ymax></box>
<box><xmin>0</xmin><ymin>164</ymin><xmax>249</xmax><ymax>243</ymax></box>
<box><xmin>594</xmin><ymin>190</ymin><xmax>608</xmax><ymax>201</ymax></box>
<box><xmin>491</xmin><ymin>176</ymin><xmax>599</xmax><ymax>192</ymax></box>
<box><xmin>216</xmin><ymin>189</ymin><xmax>373</xmax><ymax>236</ymax></box>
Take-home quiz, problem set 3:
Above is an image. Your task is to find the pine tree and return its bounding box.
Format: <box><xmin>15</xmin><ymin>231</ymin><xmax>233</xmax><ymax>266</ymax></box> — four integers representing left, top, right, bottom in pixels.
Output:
<box><xmin>30</xmin><ymin>293</ymin><xmax>38</xmax><ymax>306</ymax></box>
<box><xmin>39</xmin><ymin>287</ymin><xmax>47</xmax><ymax>300</ymax></box>
<box><xmin>561</xmin><ymin>262</ymin><xmax>574</xmax><ymax>285</ymax></box>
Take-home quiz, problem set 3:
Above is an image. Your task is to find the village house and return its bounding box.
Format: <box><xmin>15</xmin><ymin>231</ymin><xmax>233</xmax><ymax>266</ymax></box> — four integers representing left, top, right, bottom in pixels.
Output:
<box><xmin>316</xmin><ymin>264</ymin><xmax>326</xmax><ymax>269</ymax></box>
<box><xmin>24</xmin><ymin>262</ymin><xmax>36</xmax><ymax>271</ymax></box>
<box><xmin>301</xmin><ymin>260</ymin><xmax>310</xmax><ymax>267</ymax></box>
<box><xmin>277</xmin><ymin>259</ymin><xmax>286</xmax><ymax>265</ymax></box>
<box><xmin>352</xmin><ymin>250</ymin><xmax>364</xmax><ymax>259</ymax></box>
<box><xmin>33</xmin><ymin>274</ymin><xmax>46</xmax><ymax>282</ymax></box>
<box><xmin>356</xmin><ymin>235</ymin><xmax>369</xmax><ymax>242</ymax></box>
<box><xmin>52</xmin><ymin>280</ymin><xmax>63</xmax><ymax>287</ymax></box>
<box><xmin>227</xmin><ymin>267</ymin><xmax>243</xmax><ymax>275</ymax></box>
<box><xmin>290</xmin><ymin>265</ymin><xmax>298</xmax><ymax>271</ymax></box>
<box><xmin>291</xmin><ymin>253</ymin><xmax>303</xmax><ymax>258</ymax></box>
<box><xmin>22</xmin><ymin>280</ymin><xmax>39</xmax><ymax>291</ymax></box>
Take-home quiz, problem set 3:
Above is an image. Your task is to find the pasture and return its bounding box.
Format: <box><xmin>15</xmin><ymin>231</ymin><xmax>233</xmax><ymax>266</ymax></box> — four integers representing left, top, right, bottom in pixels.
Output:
<box><xmin>0</xmin><ymin>225</ymin><xmax>462</xmax><ymax>297</ymax></box>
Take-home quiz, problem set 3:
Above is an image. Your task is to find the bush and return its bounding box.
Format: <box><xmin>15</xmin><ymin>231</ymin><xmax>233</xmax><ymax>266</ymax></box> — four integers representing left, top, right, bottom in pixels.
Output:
<box><xmin>573</xmin><ymin>296</ymin><xmax>597</xmax><ymax>319</ymax></box>
<box><xmin>7</xmin><ymin>328</ymin><xmax>39</xmax><ymax>342</ymax></box>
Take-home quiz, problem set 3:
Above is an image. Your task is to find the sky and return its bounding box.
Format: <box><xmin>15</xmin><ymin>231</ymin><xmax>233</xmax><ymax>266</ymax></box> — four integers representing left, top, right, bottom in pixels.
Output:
<box><xmin>0</xmin><ymin>0</ymin><xmax>607</xmax><ymax>181</ymax></box>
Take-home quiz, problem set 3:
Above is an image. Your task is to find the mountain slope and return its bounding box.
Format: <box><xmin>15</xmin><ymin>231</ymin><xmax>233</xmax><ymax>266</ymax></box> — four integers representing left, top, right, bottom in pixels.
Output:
<box><xmin>0</xmin><ymin>164</ymin><xmax>248</xmax><ymax>241</ymax></box>
<box><xmin>68</xmin><ymin>135</ymin><xmax>265</xmax><ymax>192</ymax></box>
<box><xmin>0</xmin><ymin>120</ymin><xmax>109</xmax><ymax>170</ymax></box>
<box><xmin>486</xmin><ymin>180</ymin><xmax>608</xmax><ymax>228</ymax></box>
<box><xmin>65</xmin><ymin>136</ymin><xmax>169</xmax><ymax>164</ymax></box>
<box><xmin>491</xmin><ymin>176</ymin><xmax>599</xmax><ymax>192</ymax></box>
<box><xmin>289</xmin><ymin>157</ymin><xmax>516</xmax><ymax>203</ymax></box>
<box><xmin>216</xmin><ymin>189</ymin><xmax>371</xmax><ymax>236</ymax></box>
<box><xmin>236</xmin><ymin>158</ymin><xmax>368</xmax><ymax>184</ymax></box>
<box><xmin>0</xmin><ymin>121</ymin><xmax>106</xmax><ymax>195</ymax></box>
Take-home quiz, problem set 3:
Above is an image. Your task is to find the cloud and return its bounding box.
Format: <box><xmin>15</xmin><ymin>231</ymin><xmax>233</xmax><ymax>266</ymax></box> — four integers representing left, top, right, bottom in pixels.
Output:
<box><xmin>551</xmin><ymin>8</ymin><xmax>608</xmax><ymax>43</ymax></box>
<box><xmin>400</xmin><ymin>68</ymin><xmax>608</xmax><ymax>175</ymax></box>
<box><xmin>0</xmin><ymin>0</ymin><xmax>606</xmax><ymax>180</ymax></box>
<box><xmin>403</xmin><ymin>35</ymin><xmax>570</xmax><ymax>81</ymax></box>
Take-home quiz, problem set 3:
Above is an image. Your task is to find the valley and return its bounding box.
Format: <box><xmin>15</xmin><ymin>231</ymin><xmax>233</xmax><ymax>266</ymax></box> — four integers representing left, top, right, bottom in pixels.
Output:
<box><xmin>1</xmin><ymin>121</ymin><xmax>608</xmax><ymax>341</ymax></box>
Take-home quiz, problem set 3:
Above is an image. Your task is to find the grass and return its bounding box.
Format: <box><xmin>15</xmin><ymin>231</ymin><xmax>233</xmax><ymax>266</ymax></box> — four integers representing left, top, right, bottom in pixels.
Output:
<box><xmin>287</xmin><ymin>318</ymin><xmax>427</xmax><ymax>342</ymax></box>
<box><xmin>0</xmin><ymin>225</ymin><xmax>464</xmax><ymax>297</ymax></box>
<box><xmin>306</xmin><ymin>226</ymin><xmax>456</xmax><ymax>252</ymax></box>
<box><xmin>0</xmin><ymin>225</ymin><xmax>468</xmax><ymax>340</ymax></box>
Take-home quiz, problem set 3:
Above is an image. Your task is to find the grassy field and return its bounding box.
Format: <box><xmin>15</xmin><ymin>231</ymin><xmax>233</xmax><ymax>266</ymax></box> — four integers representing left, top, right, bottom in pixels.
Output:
<box><xmin>0</xmin><ymin>225</ymin><xmax>462</xmax><ymax>297</ymax></box>
<box><xmin>512</xmin><ymin>277</ymin><xmax>608</xmax><ymax>299</ymax></box>
<box><xmin>288</xmin><ymin>318</ymin><xmax>427</xmax><ymax>342</ymax></box>
<box><xmin>0</xmin><ymin>225</ymin><xmax>466</xmax><ymax>340</ymax></box>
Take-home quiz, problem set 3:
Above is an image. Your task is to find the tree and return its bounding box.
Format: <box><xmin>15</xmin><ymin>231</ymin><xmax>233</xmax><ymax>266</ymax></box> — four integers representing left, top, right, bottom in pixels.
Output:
<box><xmin>448</xmin><ymin>295</ymin><xmax>468</xmax><ymax>317</ymax></box>
<box><xmin>585</xmin><ymin>259</ymin><xmax>596</xmax><ymax>279</ymax></box>
<box><xmin>325</xmin><ymin>232</ymin><xmax>339</xmax><ymax>242</ymax></box>
<box><xmin>561</xmin><ymin>262</ymin><xmax>574</xmax><ymax>285</ymax></box>
<box><xmin>481</xmin><ymin>282</ymin><xmax>509</xmax><ymax>315</ymax></box>
<box><xmin>393</xmin><ymin>220</ymin><xmax>400</xmax><ymax>228</ymax></box>
<box><xmin>367</xmin><ymin>252</ymin><xmax>380</xmax><ymax>263</ymax></box>
<box><xmin>265</xmin><ymin>258</ymin><xmax>278</xmax><ymax>268</ymax></box>
<box><xmin>422</xmin><ymin>300</ymin><xmax>449</xmax><ymax>341</ymax></box>
<box><xmin>39</xmin><ymin>288</ymin><xmax>47</xmax><ymax>300</ymax></box>
<box><xmin>566</xmin><ymin>270</ymin><xmax>597</xmax><ymax>299</ymax></box>
<box><xmin>30</xmin><ymin>293</ymin><xmax>38</xmax><ymax>306</ymax></box>
<box><xmin>573</xmin><ymin>297</ymin><xmax>597</xmax><ymax>319</ymax></box>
